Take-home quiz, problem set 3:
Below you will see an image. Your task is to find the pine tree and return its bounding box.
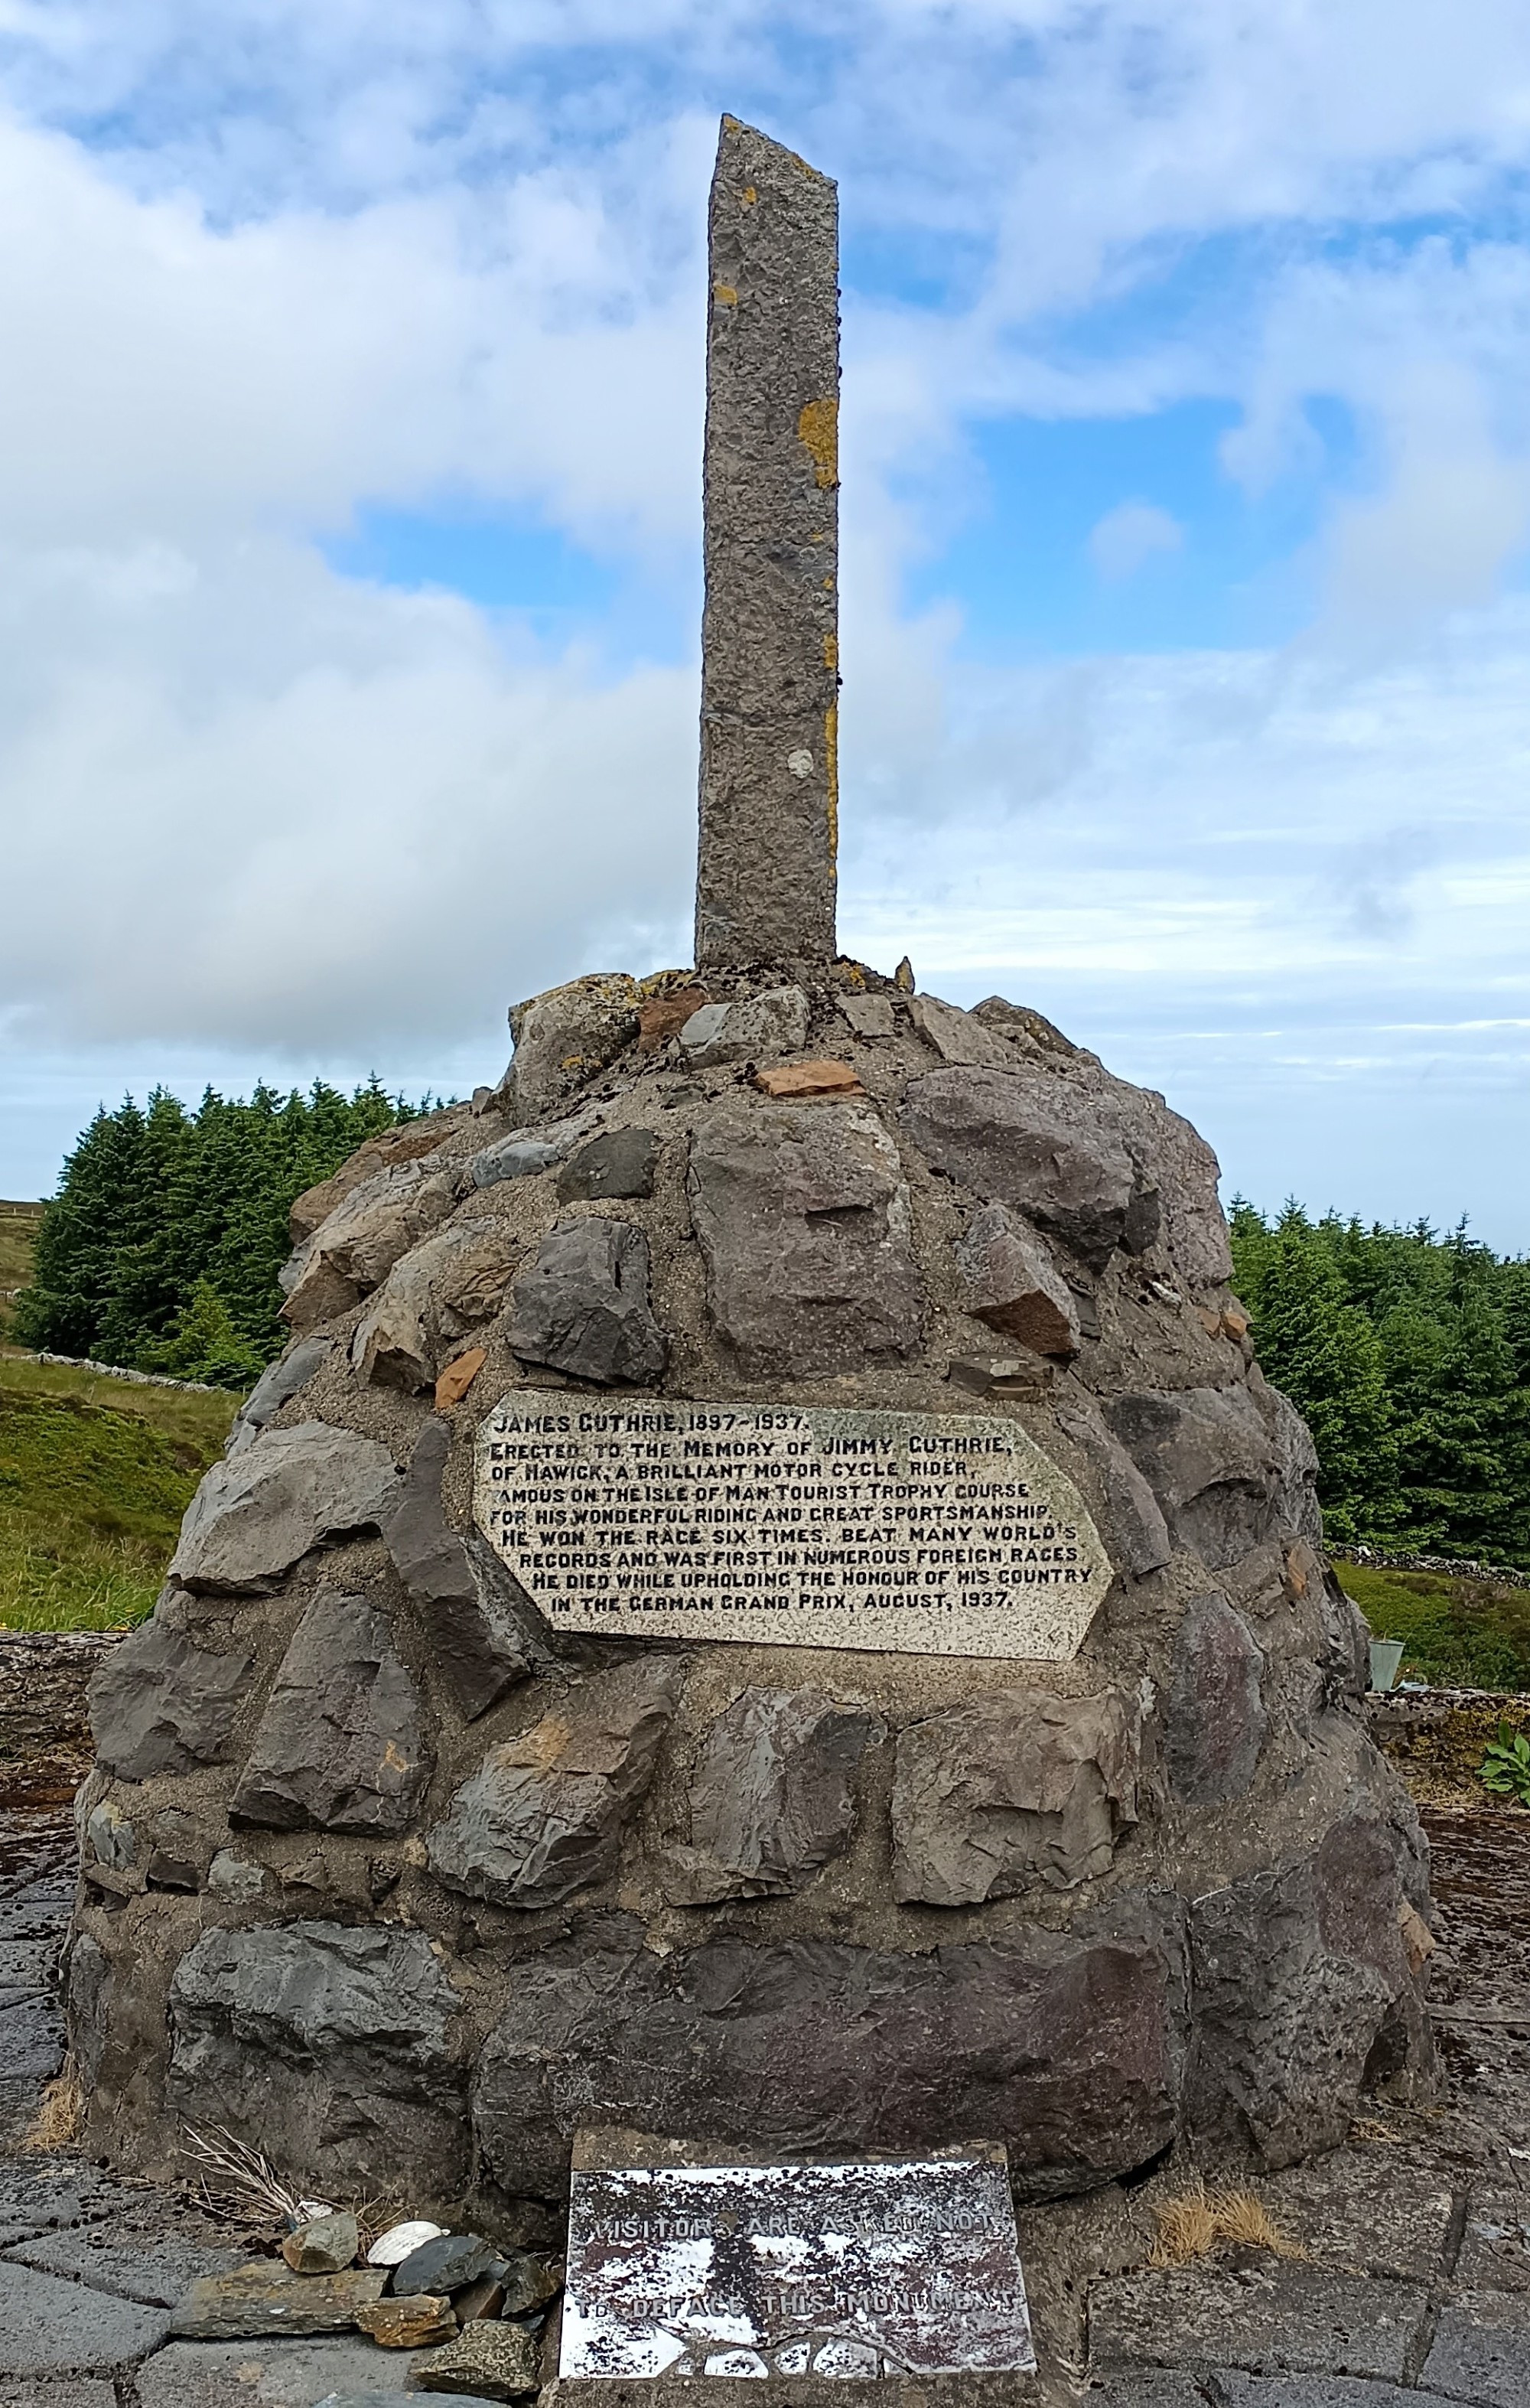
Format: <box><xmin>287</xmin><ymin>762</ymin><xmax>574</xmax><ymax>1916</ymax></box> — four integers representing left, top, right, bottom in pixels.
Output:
<box><xmin>12</xmin><ymin>1077</ymin><xmax>438</xmax><ymax>1385</ymax></box>
<box><xmin>1239</xmin><ymin>1204</ymin><xmax>1398</xmax><ymax>1540</ymax></box>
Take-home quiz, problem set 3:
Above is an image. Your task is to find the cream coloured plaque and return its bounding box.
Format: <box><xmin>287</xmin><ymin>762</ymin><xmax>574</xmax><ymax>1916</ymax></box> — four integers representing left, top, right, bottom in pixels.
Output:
<box><xmin>474</xmin><ymin>1390</ymin><xmax>1111</xmax><ymax>1660</ymax></box>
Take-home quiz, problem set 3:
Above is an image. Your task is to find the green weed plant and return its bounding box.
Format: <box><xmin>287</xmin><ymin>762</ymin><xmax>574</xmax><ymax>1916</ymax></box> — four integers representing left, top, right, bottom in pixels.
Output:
<box><xmin>1479</xmin><ymin>1721</ymin><xmax>1530</xmax><ymax>1808</ymax></box>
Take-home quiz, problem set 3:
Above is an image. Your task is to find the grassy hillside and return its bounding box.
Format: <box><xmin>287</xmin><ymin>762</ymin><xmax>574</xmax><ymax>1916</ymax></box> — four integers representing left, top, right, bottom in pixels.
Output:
<box><xmin>0</xmin><ymin>1354</ymin><xmax>237</xmax><ymax>1630</ymax></box>
<box><xmin>0</xmin><ymin>1204</ymin><xmax>44</xmax><ymax>1342</ymax></box>
<box><xmin>1337</xmin><ymin>1561</ymin><xmax>1530</xmax><ymax>1692</ymax></box>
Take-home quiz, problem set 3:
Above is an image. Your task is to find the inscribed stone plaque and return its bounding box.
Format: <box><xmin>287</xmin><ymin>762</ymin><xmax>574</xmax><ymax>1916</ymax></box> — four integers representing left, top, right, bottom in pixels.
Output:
<box><xmin>475</xmin><ymin>1391</ymin><xmax>1111</xmax><ymax>1660</ymax></box>
<box><xmin>559</xmin><ymin>2149</ymin><xmax>1036</xmax><ymax>2379</ymax></box>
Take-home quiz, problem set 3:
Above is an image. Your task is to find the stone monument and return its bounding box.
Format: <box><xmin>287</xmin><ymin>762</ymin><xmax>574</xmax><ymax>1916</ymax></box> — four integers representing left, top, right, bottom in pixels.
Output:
<box><xmin>68</xmin><ymin>117</ymin><xmax>1434</xmax><ymax>2236</ymax></box>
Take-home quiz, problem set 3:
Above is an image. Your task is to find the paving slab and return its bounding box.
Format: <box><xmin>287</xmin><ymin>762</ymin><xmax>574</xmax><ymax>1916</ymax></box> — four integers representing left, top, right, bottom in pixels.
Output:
<box><xmin>1213</xmin><ymin>2376</ymin><xmax>1457</xmax><ymax>2405</ymax></box>
<box><xmin>1456</xmin><ymin>2191</ymin><xmax>1530</xmax><ymax>2292</ymax></box>
<box><xmin>0</xmin><ymin>1941</ymin><xmax>63</xmax><ymax>2005</ymax></box>
<box><xmin>5</xmin><ymin>2228</ymin><xmax>247</xmax><ymax>2306</ymax></box>
<box><xmin>1087</xmin><ymin>2263</ymin><xmax>1430</xmax><ymax>2385</ymax></box>
<box><xmin>0</xmin><ymin>2257</ymin><xmax>170</xmax><ymax>2371</ymax></box>
<box><xmin>0</xmin><ymin>2000</ymin><xmax>62</xmax><ymax>2084</ymax></box>
<box><xmin>1258</xmin><ymin>2151</ymin><xmax>1457</xmax><ymax>2282</ymax></box>
<box><xmin>0</xmin><ymin>2383</ymin><xmax>117</xmax><ymax>2408</ymax></box>
<box><xmin>138</xmin><ymin>2338</ymin><xmax>436</xmax><ymax>2408</ymax></box>
<box><xmin>1421</xmin><ymin>2286</ymin><xmax>1530</xmax><ymax>2406</ymax></box>
<box><xmin>1079</xmin><ymin>2379</ymin><xmax>1214</xmax><ymax>2404</ymax></box>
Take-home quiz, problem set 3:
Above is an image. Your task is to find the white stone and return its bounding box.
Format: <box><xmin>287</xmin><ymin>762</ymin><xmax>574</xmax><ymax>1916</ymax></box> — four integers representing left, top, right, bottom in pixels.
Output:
<box><xmin>364</xmin><ymin>2218</ymin><xmax>448</xmax><ymax>2268</ymax></box>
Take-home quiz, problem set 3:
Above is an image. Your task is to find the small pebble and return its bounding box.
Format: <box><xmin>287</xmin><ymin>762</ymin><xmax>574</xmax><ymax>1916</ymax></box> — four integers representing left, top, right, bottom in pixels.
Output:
<box><xmin>284</xmin><ymin>2209</ymin><xmax>359</xmax><ymax>2276</ymax></box>
<box><xmin>392</xmin><ymin>2233</ymin><xmax>500</xmax><ymax>2298</ymax></box>
<box><xmin>355</xmin><ymin>2291</ymin><xmax>458</xmax><ymax>2348</ymax></box>
<box><xmin>366</xmin><ymin>2218</ymin><xmax>448</xmax><ymax>2269</ymax></box>
<box><xmin>411</xmin><ymin>2319</ymin><xmax>542</xmax><ymax>2398</ymax></box>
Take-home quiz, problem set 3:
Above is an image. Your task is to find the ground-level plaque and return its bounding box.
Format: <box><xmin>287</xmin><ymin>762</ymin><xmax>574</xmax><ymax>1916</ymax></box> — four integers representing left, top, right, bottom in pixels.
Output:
<box><xmin>559</xmin><ymin>2143</ymin><xmax>1036</xmax><ymax>2380</ymax></box>
<box><xmin>475</xmin><ymin>1391</ymin><xmax>1111</xmax><ymax>1660</ymax></box>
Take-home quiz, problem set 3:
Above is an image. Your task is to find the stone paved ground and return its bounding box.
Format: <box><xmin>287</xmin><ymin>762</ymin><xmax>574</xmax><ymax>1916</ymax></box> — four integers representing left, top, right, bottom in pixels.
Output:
<box><xmin>0</xmin><ymin>1635</ymin><xmax>1524</xmax><ymax>2407</ymax></box>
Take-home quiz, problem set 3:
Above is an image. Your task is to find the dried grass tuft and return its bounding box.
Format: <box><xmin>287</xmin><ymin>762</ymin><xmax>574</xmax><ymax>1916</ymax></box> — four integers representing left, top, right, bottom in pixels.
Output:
<box><xmin>1148</xmin><ymin>2177</ymin><xmax>1304</xmax><ymax>2268</ymax></box>
<box><xmin>181</xmin><ymin>2123</ymin><xmax>408</xmax><ymax>2250</ymax></box>
<box><xmin>23</xmin><ymin>2058</ymin><xmax>83</xmax><ymax>2152</ymax></box>
<box><xmin>181</xmin><ymin>2123</ymin><xmax>305</xmax><ymax>2223</ymax></box>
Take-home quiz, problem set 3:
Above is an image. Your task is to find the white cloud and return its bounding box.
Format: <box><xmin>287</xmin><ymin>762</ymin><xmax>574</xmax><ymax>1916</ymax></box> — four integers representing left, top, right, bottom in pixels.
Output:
<box><xmin>4</xmin><ymin>2</ymin><xmax>1530</xmax><ymax>1235</ymax></box>
<box><xmin>1088</xmin><ymin>500</ymin><xmax>1183</xmax><ymax>582</ymax></box>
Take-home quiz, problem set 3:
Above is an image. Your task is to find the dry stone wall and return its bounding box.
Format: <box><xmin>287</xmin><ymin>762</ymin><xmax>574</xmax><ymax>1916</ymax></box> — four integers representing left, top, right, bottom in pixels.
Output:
<box><xmin>67</xmin><ymin>963</ymin><xmax>1434</xmax><ymax>2229</ymax></box>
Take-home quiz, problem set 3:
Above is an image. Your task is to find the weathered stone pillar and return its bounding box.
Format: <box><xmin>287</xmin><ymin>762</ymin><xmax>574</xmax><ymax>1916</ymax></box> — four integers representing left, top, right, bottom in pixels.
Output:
<box><xmin>695</xmin><ymin>116</ymin><xmax>840</xmax><ymax>969</ymax></box>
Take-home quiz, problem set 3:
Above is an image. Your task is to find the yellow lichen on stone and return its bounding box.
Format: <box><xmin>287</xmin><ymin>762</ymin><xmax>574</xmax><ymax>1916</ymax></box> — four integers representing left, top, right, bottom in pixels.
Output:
<box><xmin>713</xmin><ymin>282</ymin><xmax>737</xmax><ymax>307</ymax></box>
<box><xmin>825</xmin><ymin>702</ymin><xmax>838</xmax><ymax>867</ymax></box>
<box><xmin>824</xmin><ymin>634</ymin><xmax>838</xmax><ymax>671</ymax></box>
<box><xmin>797</xmin><ymin>396</ymin><xmax>838</xmax><ymax>489</ymax></box>
<box><xmin>742</xmin><ymin>185</ymin><xmax>757</xmax><ymax>206</ymax></box>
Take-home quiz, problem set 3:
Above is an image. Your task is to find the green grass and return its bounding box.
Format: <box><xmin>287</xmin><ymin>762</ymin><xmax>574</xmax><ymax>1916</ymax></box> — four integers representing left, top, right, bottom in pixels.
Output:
<box><xmin>0</xmin><ymin>1354</ymin><xmax>239</xmax><ymax>1631</ymax></box>
<box><xmin>1337</xmin><ymin>1561</ymin><xmax>1530</xmax><ymax>1692</ymax></box>
<box><xmin>0</xmin><ymin>1207</ymin><xmax>41</xmax><ymax>1343</ymax></box>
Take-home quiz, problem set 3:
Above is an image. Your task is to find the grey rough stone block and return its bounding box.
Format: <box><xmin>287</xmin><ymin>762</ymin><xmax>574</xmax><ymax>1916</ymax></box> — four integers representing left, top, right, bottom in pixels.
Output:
<box><xmin>1164</xmin><ymin>1591</ymin><xmax>1268</xmax><ymax>1805</ymax></box>
<box><xmin>282</xmin><ymin>1162</ymin><xmax>461</xmax><ymax>1335</ymax></box>
<box><xmin>695</xmin><ymin>119</ymin><xmax>838</xmax><ymax>967</ymax></box>
<box><xmin>473</xmin><ymin>1909</ymin><xmax>1177</xmax><ymax>2201</ymax></box>
<box><xmin>908</xmin><ymin>992</ymin><xmax>1019</xmax><ymax>1069</ymax></box>
<box><xmin>837</xmin><ymin>992</ymin><xmax>895</xmax><ymax>1039</ymax></box>
<box><xmin>688</xmin><ymin>1099</ymin><xmax>920</xmax><ymax>1373</ymax></box>
<box><xmin>557</xmin><ymin>1127</ymin><xmax>660</xmax><ymax>1202</ymax></box>
<box><xmin>88</xmin><ymin>1618</ymin><xmax>254</xmax><ymax>1781</ymax></box>
<box><xmin>891</xmin><ymin>1687</ymin><xmax>1141</xmax><ymax>1904</ymax></box>
<box><xmin>503</xmin><ymin>977</ymin><xmax>638</xmax><ymax>1123</ymax></box>
<box><xmin>168</xmin><ymin>1421</ymin><xmax>399</xmax><ymax>1595</ymax></box>
<box><xmin>1105</xmin><ymin>1386</ymin><xmax>1284</xmax><ymax>1571</ymax></box>
<box><xmin>467</xmin><ymin>1137</ymin><xmax>559</xmax><ymax>1188</ymax></box>
<box><xmin>1187</xmin><ymin>1810</ymin><xmax>1424</xmax><ymax>2165</ymax></box>
<box><xmin>1087</xmin><ymin>2262</ymin><xmax>1429</xmax><ymax>2383</ymax></box>
<box><xmin>137</xmin><ymin>2337</ymin><xmax>439</xmax><ymax>2408</ymax></box>
<box><xmin>230</xmin><ymin>1590</ymin><xmax>431</xmax><ymax>1836</ymax></box>
<box><xmin>679</xmin><ymin>986</ymin><xmax>810</xmax><ymax>1066</ymax></box>
<box><xmin>64</xmin><ymin>1935</ymin><xmax>109</xmax><ymax>2089</ymax></box>
<box><xmin>0</xmin><ymin>2259</ymin><xmax>170</xmax><ymax>2371</ymax></box>
<box><xmin>168</xmin><ymin>2263</ymin><xmax>388</xmax><ymax>2340</ymax></box>
<box><xmin>350</xmin><ymin>1217</ymin><xmax>519</xmax><ymax>1392</ymax></box>
<box><xmin>664</xmin><ymin>1686</ymin><xmax>884</xmax><ymax>1903</ymax></box>
<box><xmin>956</xmin><ymin>1202</ymin><xmax>1081</xmax><ymax>1356</ymax></box>
<box><xmin>429</xmin><ymin>1659</ymin><xmax>684</xmax><ymax>1910</ymax></box>
<box><xmin>1054</xmin><ymin>1402</ymin><xmax>1172</xmax><ymax>1578</ymax></box>
<box><xmin>168</xmin><ymin>1921</ymin><xmax>466</xmax><ymax>2197</ymax></box>
<box><xmin>206</xmin><ymin>1851</ymin><xmax>265</xmax><ymax>1901</ymax></box>
<box><xmin>409</xmin><ymin>2318</ymin><xmax>542</xmax><ymax>2397</ymax></box>
<box><xmin>506</xmin><ymin>1216</ymin><xmax>666</xmax><ymax>1386</ymax></box>
<box><xmin>1421</xmin><ymin>2288</ymin><xmax>1530</xmax><ymax>2407</ymax></box>
<box><xmin>386</xmin><ymin>1419</ymin><xmax>530</xmax><ymax>1722</ymax></box>
<box><xmin>237</xmin><ymin>1337</ymin><xmax>332</xmax><ymax>1431</ymax></box>
<box><xmin>900</xmin><ymin>1064</ymin><xmax>1138</xmax><ymax>1271</ymax></box>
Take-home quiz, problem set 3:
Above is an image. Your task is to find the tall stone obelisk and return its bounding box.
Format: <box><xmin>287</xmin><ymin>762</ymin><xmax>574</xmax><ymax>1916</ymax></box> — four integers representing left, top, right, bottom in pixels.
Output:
<box><xmin>695</xmin><ymin>116</ymin><xmax>840</xmax><ymax>969</ymax></box>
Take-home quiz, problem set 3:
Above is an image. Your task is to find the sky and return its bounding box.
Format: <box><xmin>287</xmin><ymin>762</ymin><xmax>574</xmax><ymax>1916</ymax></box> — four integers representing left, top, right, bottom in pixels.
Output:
<box><xmin>3</xmin><ymin>2</ymin><xmax>1530</xmax><ymax>1246</ymax></box>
